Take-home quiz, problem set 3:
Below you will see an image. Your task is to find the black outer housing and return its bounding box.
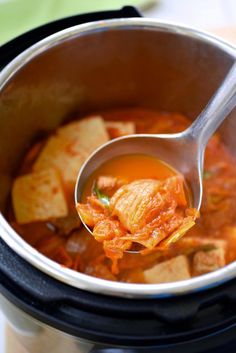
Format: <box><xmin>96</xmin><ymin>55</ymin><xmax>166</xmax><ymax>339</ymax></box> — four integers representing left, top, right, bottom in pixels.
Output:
<box><xmin>0</xmin><ymin>6</ymin><xmax>140</xmax><ymax>69</ymax></box>
<box><xmin>0</xmin><ymin>7</ymin><xmax>236</xmax><ymax>352</ymax></box>
<box><xmin>1</xmin><ymin>237</ymin><xmax>236</xmax><ymax>352</ymax></box>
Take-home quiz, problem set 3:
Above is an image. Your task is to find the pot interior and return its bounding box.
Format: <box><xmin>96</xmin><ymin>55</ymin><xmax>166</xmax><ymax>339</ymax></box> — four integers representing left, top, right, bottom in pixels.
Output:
<box><xmin>0</xmin><ymin>20</ymin><xmax>236</xmax><ymax>296</ymax></box>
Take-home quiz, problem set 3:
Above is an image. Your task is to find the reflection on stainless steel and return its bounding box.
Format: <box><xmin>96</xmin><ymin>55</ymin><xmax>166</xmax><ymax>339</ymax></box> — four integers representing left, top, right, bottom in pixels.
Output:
<box><xmin>0</xmin><ymin>19</ymin><xmax>236</xmax><ymax>298</ymax></box>
<box><xmin>0</xmin><ymin>295</ymin><xmax>94</xmax><ymax>353</ymax></box>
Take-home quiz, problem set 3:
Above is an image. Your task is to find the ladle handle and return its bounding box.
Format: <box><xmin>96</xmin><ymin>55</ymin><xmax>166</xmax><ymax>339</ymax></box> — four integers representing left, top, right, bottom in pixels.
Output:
<box><xmin>188</xmin><ymin>61</ymin><xmax>236</xmax><ymax>147</ymax></box>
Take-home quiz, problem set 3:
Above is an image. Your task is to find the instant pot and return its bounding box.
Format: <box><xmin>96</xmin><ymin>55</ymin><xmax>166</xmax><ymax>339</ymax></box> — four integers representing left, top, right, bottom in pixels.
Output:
<box><xmin>1</xmin><ymin>6</ymin><xmax>236</xmax><ymax>353</ymax></box>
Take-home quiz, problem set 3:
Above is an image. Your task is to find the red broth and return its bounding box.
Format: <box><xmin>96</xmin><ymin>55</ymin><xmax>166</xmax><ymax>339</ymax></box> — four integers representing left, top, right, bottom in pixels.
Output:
<box><xmin>82</xmin><ymin>154</ymin><xmax>177</xmax><ymax>199</ymax></box>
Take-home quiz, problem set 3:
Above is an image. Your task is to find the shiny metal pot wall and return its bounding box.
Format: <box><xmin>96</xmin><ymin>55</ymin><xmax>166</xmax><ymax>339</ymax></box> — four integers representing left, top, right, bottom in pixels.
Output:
<box><xmin>0</xmin><ymin>295</ymin><xmax>94</xmax><ymax>353</ymax></box>
<box><xmin>0</xmin><ymin>19</ymin><xmax>236</xmax><ymax>298</ymax></box>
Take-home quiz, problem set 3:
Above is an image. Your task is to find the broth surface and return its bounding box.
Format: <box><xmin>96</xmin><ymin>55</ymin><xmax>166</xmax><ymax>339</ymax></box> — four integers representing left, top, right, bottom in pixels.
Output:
<box><xmin>82</xmin><ymin>154</ymin><xmax>177</xmax><ymax>199</ymax></box>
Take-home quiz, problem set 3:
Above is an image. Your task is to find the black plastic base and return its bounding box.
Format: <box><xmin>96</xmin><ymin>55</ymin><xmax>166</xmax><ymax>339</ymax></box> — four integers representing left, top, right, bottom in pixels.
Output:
<box><xmin>1</xmin><ymin>237</ymin><xmax>236</xmax><ymax>350</ymax></box>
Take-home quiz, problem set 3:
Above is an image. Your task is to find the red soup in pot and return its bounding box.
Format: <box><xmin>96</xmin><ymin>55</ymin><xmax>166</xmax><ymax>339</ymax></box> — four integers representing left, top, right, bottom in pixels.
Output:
<box><xmin>9</xmin><ymin>108</ymin><xmax>236</xmax><ymax>283</ymax></box>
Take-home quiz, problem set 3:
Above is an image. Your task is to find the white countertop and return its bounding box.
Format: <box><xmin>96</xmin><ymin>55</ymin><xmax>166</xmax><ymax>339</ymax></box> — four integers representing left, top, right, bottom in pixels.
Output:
<box><xmin>0</xmin><ymin>1</ymin><xmax>236</xmax><ymax>352</ymax></box>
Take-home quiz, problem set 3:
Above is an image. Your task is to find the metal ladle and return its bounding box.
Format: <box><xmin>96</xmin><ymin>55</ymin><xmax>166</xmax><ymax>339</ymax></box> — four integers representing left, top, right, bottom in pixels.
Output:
<box><xmin>75</xmin><ymin>62</ymin><xmax>236</xmax><ymax>240</ymax></box>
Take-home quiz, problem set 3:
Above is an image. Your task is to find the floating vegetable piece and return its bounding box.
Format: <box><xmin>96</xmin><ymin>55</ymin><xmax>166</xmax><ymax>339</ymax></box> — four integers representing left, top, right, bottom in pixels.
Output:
<box><xmin>203</xmin><ymin>170</ymin><xmax>214</xmax><ymax>179</ymax></box>
<box><xmin>93</xmin><ymin>182</ymin><xmax>110</xmax><ymax>207</ymax></box>
<box><xmin>49</xmin><ymin>210</ymin><xmax>81</xmax><ymax>236</ymax></box>
<box><xmin>105</xmin><ymin>121</ymin><xmax>135</xmax><ymax>138</ymax></box>
<box><xmin>77</xmin><ymin>195</ymin><xmax>108</xmax><ymax>228</ymax></box>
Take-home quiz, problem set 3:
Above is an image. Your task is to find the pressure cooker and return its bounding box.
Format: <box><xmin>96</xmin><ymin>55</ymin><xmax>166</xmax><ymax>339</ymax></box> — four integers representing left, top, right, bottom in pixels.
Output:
<box><xmin>1</xmin><ymin>6</ymin><xmax>236</xmax><ymax>353</ymax></box>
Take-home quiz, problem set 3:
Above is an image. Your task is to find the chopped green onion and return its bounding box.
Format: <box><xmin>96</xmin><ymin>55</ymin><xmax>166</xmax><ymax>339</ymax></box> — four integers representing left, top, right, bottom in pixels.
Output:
<box><xmin>209</xmin><ymin>194</ymin><xmax>223</xmax><ymax>205</ymax></box>
<box><xmin>93</xmin><ymin>182</ymin><xmax>110</xmax><ymax>207</ymax></box>
<box><xmin>203</xmin><ymin>170</ymin><xmax>214</xmax><ymax>179</ymax></box>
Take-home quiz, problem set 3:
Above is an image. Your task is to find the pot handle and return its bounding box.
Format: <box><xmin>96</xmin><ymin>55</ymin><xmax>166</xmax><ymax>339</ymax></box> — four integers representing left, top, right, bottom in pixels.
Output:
<box><xmin>0</xmin><ymin>6</ymin><xmax>141</xmax><ymax>69</ymax></box>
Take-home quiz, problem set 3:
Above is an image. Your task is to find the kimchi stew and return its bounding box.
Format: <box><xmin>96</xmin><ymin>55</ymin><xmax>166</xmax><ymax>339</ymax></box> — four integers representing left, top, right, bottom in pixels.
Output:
<box><xmin>9</xmin><ymin>109</ymin><xmax>236</xmax><ymax>283</ymax></box>
<box><xmin>77</xmin><ymin>155</ymin><xmax>198</xmax><ymax>274</ymax></box>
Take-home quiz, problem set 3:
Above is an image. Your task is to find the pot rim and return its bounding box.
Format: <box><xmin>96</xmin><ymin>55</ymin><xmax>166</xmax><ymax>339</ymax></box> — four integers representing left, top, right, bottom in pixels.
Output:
<box><xmin>1</xmin><ymin>18</ymin><xmax>236</xmax><ymax>298</ymax></box>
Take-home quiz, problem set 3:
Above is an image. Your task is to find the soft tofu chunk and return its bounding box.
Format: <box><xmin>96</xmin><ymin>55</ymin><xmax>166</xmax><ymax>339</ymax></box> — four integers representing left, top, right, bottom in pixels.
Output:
<box><xmin>12</xmin><ymin>169</ymin><xmax>68</xmax><ymax>224</ymax></box>
<box><xmin>105</xmin><ymin>121</ymin><xmax>135</xmax><ymax>138</ymax></box>
<box><xmin>96</xmin><ymin>176</ymin><xmax>126</xmax><ymax>197</ymax></box>
<box><xmin>33</xmin><ymin>117</ymin><xmax>109</xmax><ymax>187</ymax></box>
<box><xmin>193</xmin><ymin>248</ymin><xmax>225</xmax><ymax>276</ymax></box>
<box><xmin>144</xmin><ymin>255</ymin><xmax>191</xmax><ymax>284</ymax></box>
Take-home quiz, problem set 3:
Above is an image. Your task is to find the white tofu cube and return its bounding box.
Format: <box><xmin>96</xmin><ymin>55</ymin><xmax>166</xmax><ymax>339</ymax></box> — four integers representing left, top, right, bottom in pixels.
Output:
<box><xmin>33</xmin><ymin>117</ymin><xmax>109</xmax><ymax>187</ymax></box>
<box><xmin>193</xmin><ymin>248</ymin><xmax>225</xmax><ymax>276</ymax></box>
<box><xmin>144</xmin><ymin>255</ymin><xmax>191</xmax><ymax>284</ymax></box>
<box><xmin>12</xmin><ymin>168</ymin><xmax>68</xmax><ymax>224</ymax></box>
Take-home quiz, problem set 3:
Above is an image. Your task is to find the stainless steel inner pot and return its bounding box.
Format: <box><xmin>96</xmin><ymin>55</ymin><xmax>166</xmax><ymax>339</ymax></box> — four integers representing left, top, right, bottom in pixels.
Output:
<box><xmin>0</xmin><ymin>18</ymin><xmax>236</xmax><ymax>298</ymax></box>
